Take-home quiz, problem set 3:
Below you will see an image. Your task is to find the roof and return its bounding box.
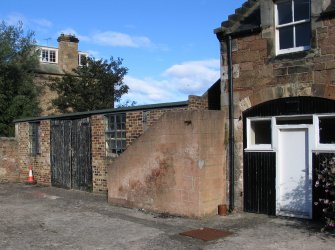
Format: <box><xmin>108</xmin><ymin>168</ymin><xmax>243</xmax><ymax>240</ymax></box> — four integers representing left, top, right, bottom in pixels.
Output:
<box><xmin>214</xmin><ymin>0</ymin><xmax>335</xmax><ymax>38</ymax></box>
<box><xmin>214</xmin><ymin>0</ymin><xmax>261</xmax><ymax>38</ymax></box>
<box><xmin>34</xmin><ymin>63</ymin><xmax>64</xmax><ymax>75</ymax></box>
<box><xmin>321</xmin><ymin>0</ymin><xmax>335</xmax><ymax>17</ymax></box>
<box><xmin>13</xmin><ymin>101</ymin><xmax>189</xmax><ymax>123</ymax></box>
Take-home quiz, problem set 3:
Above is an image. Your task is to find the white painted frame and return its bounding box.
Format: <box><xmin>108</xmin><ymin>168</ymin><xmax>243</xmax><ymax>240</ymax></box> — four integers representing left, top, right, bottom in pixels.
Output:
<box><xmin>38</xmin><ymin>46</ymin><xmax>58</xmax><ymax>64</ymax></box>
<box><xmin>78</xmin><ymin>52</ymin><xmax>89</xmax><ymax>66</ymax></box>
<box><xmin>245</xmin><ymin>117</ymin><xmax>273</xmax><ymax>151</ymax></box>
<box><xmin>314</xmin><ymin>114</ymin><xmax>335</xmax><ymax>151</ymax></box>
<box><xmin>274</xmin><ymin>0</ymin><xmax>311</xmax><ymax>55</ymax></box>
<box><xmin>274</xmin><ymin>124</ymin><xmax>313</xmax><ymax>219</ymax></box>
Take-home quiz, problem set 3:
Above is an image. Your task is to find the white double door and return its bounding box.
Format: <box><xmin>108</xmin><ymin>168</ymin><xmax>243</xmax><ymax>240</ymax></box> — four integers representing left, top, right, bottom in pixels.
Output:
<box><xmin>275</xmin><ymin>125</ymin><xmax>313</xmax><ymax>219</ymax></box>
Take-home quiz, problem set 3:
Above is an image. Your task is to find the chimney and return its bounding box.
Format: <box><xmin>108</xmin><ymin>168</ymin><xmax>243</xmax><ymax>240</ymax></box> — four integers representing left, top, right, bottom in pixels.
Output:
<box><xmin>57</xmin><ymin>34</ymin><xmax>79</xmax><ymax>72</ymax></box>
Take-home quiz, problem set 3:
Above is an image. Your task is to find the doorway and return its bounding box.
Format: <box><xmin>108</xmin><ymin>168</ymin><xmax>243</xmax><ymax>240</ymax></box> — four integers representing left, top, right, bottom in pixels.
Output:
<box><xmin>276</xmin><ymin>126</ymin><xmax>312</xmax><ymax>219</ymax></box>
<box><xmin>50</xmin><ymin>118</ymin><xmax>92</xmax><ymax>191</ymax></box>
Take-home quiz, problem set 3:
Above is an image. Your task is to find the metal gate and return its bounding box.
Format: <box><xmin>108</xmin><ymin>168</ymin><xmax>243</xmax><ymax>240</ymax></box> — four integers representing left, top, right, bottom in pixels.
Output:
<box><xmin>51</xmin><ymin>118</ymin><xmax>92</xmax><ymax>191</ymax></box>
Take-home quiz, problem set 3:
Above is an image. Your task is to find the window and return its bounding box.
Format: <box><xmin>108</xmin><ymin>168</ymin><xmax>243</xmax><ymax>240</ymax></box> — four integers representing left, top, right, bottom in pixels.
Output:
<box><xmin>105</xmin><ymin>114</ymin><xmax>126</xmax><ymax>157</ymax></box>
<box><xmin>319</xmin><ymin>116</ymin><xmax>335</xmax><ymax>144</ymax></box>
<box><xmin>246</xmin><ymin>118</ymin><xmax>272</xmax><ymax>150</ymax></box>
<box><xmin>275</xmin><ymin>0</ymin><xmax>311</xmax><ymax>54</ymax></box>
<box><xmin>29</xmin><ymin>122</ymin><xmax>40</xmax><ymax>156</ymax></box>
<box><xmin>40</xmin><ymin>47</ymin><xmax>58</xmax><ymax>63</ymax></box>
<box><xmin>78</xmin><ymin>52</ymin><xmax>88</xmax><ymax>66</ymax></box>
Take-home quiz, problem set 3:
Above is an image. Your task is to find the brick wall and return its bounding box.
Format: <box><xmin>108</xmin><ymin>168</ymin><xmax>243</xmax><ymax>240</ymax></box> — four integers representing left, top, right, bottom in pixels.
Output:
<box><xmin>188</xmin><ymin>95</ymin><xmax>208</xmax><ymax>110</ymax></box>
<box><xmin>0</xmin><ymin>137</ymin><xmax>19</xmax><ymax>183</ymax></box>
<box><xmin>108</xmin><ymin>110</ymin><xmax>226</xmax><ymax>217</ymax></box>
<box><xmin>17</xmin><ymin>121</ymin><xmax>51</xmax><ymax>185</ymax></box>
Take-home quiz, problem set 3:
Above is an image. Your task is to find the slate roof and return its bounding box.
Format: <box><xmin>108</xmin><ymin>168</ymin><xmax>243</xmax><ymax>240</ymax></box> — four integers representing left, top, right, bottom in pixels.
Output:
<box><xmin>215</xmin><ymin>0</ymin><xmax>335</xmax><ymax>38</ymax></box>
<box><xmin>34</xmin><ymin>63</ymin><xmax>64</xmax><ymax>75</ymax></box>
<box><xmin>214</xmin><ymin>0</ymin><xmax>261</xmax><ymax>37</ymax></box>
<box><xmin>321</xmin><ymin>0</ymin><xmax>335</xmax><ymax>17</ymax></box>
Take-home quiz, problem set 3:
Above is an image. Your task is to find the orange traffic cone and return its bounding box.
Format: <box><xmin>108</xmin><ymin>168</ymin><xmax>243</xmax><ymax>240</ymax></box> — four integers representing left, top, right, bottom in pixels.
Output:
<box><xmin>26</xmin><ymin>166</ymin><xmax>37</xmax><ymax>185</ymax></box>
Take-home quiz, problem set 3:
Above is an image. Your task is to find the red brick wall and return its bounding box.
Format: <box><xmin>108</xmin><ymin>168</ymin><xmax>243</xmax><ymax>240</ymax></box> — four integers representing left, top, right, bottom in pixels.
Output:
<box><xmin>0</xmin><ymin>137</ymin><xmax>19</xmax><ymax>183</ymax></box>
<box><xmin>17</xmin><ymin>121</ymin><xmax>51</xmax><ymax>185</ymax></box>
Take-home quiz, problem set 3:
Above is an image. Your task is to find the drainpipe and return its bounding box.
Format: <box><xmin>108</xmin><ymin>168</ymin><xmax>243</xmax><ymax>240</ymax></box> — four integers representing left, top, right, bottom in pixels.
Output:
<box><xmin>226</xmin><ymin>35</ymin><xmax>235</xmax><ymax>211</ymax></box>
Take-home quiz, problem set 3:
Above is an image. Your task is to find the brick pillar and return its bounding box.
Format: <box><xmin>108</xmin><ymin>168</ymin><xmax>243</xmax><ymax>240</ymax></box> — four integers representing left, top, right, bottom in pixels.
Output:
<box><xmin>57</xmin><ymin>34</ymin><xmax>79</xmax><ymax>73</ymax></box>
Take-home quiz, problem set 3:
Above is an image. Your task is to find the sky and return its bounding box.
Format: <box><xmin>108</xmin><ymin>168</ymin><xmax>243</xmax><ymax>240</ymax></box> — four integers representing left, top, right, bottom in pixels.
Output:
<box><xmin>1</xmin><ymin>0</ymin><xmax>246</xmax><ymax>105</ymax></box>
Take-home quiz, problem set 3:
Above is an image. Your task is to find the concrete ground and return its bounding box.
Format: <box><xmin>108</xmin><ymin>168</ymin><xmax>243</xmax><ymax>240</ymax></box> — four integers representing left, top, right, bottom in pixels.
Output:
<box><xmin>0</xmin><ymin>183</ymin><xmax>334</xmax><ymax>250</ymax></box>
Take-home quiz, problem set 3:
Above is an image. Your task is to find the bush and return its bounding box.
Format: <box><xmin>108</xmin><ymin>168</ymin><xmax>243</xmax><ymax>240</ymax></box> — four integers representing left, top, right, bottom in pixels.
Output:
<box><xmin>314</xmin><ymin>156</ymin><xmax>335</xmax><ymax>231</ymax></box>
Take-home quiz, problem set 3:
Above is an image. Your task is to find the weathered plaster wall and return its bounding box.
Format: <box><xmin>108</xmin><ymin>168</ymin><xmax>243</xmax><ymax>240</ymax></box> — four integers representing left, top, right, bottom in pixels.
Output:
<box><xmin>0</xmin><ymin>137</ymin><xmax>19</xmax><ymax>183</ymax></box>
<box><xmin>107</xmin><ymin>110</ymin><xmax>226</xmax><ymax>218</ymax></box>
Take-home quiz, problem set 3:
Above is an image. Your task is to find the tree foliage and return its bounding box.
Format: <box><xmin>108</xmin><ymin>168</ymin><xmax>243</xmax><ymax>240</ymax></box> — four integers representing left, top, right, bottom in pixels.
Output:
<box><xmin>0</xmin><ymin>21</ymin><xmax>40</xmax><ymax>137</ymax></box>
<box><xmin>315</xmin><ymin>156</ymin><xmax>335</xmax><ymax>231</ymax></box>
<box><xmin>50</xmin><ymin>57</ymin><xmax>129</xmax><ymax>113</ymax></box>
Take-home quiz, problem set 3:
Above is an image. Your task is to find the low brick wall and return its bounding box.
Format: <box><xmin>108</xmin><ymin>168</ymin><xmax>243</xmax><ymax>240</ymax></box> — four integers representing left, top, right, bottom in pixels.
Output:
<box><xmin>108</xmin><ymin>110</ymin><xmax>226</xmax><ymax>217</ymax></box>
<box><xmin>0</xmin><ymin>137</ymin><xmax>19</xmax><ymax>183</ymax></box>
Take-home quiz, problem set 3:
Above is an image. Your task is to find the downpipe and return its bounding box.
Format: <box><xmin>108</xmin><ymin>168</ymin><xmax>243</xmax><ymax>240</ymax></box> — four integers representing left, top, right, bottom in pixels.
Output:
<box><xmin>227</xmin><ymin>35</ymin><xmax>235</xmax><ymax>212</ymax></box>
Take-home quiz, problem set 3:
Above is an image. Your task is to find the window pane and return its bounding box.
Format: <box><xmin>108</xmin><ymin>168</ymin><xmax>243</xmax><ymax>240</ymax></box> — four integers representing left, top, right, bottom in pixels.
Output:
<box><xmin>251</xmin><ymin>120</ymin><xmax>271</xmax><ymax>145</ymax></box>
<box><xmin>296</xmin><ymin>22</ymin><xmax>311</xmax><ymax>47</ymax></box>
<box><xmin>319</xmin><ymin>117</ymin><xmax>335</xmax><ymax>144</ymax></box>
<box><xmin>279</xmin><ymin>26</ymin><xmax>294</xmax><ymax>50</ymax></box>
<box><xmin>50</xmin><ymin>51</ymin><xmax>56</xmax><ymax>62</ymax></box>
<box><xmin>294</xmin><ymin>0</ymin><xmax>310</xmax><ymax>21</ymax></box>
<box><xmin>278</xmin><ymin>1</ymin><xmax>292</xmax><ymax>25</ymax></box>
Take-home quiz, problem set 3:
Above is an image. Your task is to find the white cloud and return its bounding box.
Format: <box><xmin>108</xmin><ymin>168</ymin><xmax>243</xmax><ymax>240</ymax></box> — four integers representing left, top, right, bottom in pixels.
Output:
<box><xmin>92</xmin><ymin>31</ymin><xmax>152</xmax><ymax>48</ymax></box>
<box><xmin>32</xmin><ymin>18</ymin><xmax>52</xmax><ymax>28</ymax></box>
<box><xmin>122</xmin><ymin>59</ymin><xmax>220</xmax><ymax>104</ymax></box>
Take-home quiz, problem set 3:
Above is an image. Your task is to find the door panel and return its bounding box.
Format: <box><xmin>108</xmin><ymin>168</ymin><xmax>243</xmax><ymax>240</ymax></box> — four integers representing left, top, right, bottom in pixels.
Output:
<box><xmin>277</xmin><ymin>128</ymin><xmax>312</xmax><ymax>218</ymax></box>
<box><xmin>51</xmin><ymin>120</ymin><xmax>72</xmax><ymax>189</ymax></box>
<box><xmin>51</xmin><ymin>118</ymin><xmax>92</xmax><ymax>191</ymax></box>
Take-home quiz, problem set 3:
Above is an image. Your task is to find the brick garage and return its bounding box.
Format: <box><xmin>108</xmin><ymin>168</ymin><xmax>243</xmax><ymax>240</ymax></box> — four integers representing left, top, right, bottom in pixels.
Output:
<box><xmin>14</xmin><ymin>99</ymin><xmax>209</xmax><ymax>193</ymax></box>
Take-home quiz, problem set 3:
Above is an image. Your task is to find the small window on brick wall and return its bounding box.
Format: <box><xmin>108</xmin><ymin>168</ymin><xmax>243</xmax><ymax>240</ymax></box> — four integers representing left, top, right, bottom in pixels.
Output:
<box><xmin>105</xmin><ymin>113</ymin><xmax>126</xmax><ymax>157</ymax></box>
<box><xmin>275</xmin><ymin>0</ymin><xmax>311</xmax><ymax>55</ymax></box>
<box><xmin>29</xmin><ymin>122</ymin><xmax>40</xmax><ymax>156</ymax></box>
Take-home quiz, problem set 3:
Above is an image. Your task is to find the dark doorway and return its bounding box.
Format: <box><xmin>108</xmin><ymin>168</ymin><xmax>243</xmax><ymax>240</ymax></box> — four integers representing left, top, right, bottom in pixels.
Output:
<box><xmin>50</xmin><ymin>118</ymin><xmax>92</xmax><ymax>191</ymax></box>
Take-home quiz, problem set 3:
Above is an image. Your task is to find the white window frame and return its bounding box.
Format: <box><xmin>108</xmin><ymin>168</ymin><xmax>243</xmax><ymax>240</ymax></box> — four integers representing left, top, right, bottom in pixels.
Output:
<box><xmin>314</xmin><ymin>114</ymin><xmax>335</xmax><ymax>151</ymax></box>
<box><xmin>275</xmin><ymin>0</ymin><xmax>311</xmax><ymax>55</ymax></box>
<box><xmin>39</xmin><ymin>46</ymin><xmax>58</xmax><ymax>64</ymax></box>
<box><xmin>78</xmin><ymin>52</ymin><xmax>88</xmax><ymax>66</ymax></box>
<box><xmin>245</xmin><ymin>117</ymin><xmax>273</xmax><ymax>151</ymax></box>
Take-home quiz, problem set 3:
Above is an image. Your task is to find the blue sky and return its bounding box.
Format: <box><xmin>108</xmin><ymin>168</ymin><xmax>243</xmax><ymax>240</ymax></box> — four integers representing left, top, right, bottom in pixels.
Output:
<box><xmin>1</xmin><ymin>0</ymin><xmax>246</xmax><ymax>105</ymax></box>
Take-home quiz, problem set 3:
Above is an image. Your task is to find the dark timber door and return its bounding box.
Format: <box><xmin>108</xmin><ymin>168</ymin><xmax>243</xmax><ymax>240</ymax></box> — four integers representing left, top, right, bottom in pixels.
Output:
<box><xmin>51</xmin><ymin>118</ymin><xmax>92</xmax><ymax>191</ymax></box>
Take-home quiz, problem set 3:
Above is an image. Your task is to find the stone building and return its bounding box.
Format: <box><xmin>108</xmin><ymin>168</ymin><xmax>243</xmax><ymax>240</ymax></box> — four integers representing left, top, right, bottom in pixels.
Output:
<box><xmin>34</xmin><ymin>34</ymin><xmax>88</xmax><ymax>115</ymax></box>
<box><xmin>215</xmin><ymin>0</ymin><xmax>335</xmax><ymax>219</ymax></box>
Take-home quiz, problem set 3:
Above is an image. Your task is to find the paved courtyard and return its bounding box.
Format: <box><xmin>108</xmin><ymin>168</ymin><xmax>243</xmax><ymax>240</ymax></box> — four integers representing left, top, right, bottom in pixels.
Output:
<box><xmin>0</xmin><ymin>183</ymin><xmax>334</xmax><ymax>249</ymax></box>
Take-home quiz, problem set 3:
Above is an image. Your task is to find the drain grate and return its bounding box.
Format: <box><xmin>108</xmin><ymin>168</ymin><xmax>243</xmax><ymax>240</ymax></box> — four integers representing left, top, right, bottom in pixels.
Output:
<box><xmin>179</xmin><ymin>227</ymin><xmax>233</xmax><ymax>241</ymax></box>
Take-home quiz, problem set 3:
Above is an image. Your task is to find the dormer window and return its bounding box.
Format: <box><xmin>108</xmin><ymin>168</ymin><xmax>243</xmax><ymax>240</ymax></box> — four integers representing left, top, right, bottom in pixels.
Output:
<box><xmin>275</xmin><ymin>0</ymin><xmax>311</xmax><ymax>55</ymax></box>
<box><xmin>40</xmin><ymin>47</ymin><xmax>58</xmax><ymax>63</ymax></box>
<box><xmin>78</xmin><ymin>52</ymin><xmax>88</xmax><ymax>66</ymax></box>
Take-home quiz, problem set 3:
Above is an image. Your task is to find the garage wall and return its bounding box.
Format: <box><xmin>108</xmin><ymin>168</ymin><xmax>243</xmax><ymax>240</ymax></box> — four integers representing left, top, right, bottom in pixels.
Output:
<box><xmin>17</xmin><ymin>121</ymin><xmax>51</xmax><ymax>184</ymax></box>
<box><xmin>0</xmin><ymin>137</ymin><xmax>19</xmax><ymax>183</ymax></box>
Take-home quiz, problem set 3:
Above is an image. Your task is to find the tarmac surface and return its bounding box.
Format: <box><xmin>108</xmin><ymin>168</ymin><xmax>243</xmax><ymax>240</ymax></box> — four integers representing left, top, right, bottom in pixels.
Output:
<box><xmin>0</xmin><ymin>183</ymin><xmax>334</xmax><ymax>250</ymax></box>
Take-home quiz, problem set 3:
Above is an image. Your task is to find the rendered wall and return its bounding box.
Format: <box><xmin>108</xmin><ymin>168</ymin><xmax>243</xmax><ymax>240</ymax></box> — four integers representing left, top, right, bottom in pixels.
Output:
<box><xmin>107</xmin><ymin>110</ymin><xmax>226</xmax><ymax>217</ymax></box>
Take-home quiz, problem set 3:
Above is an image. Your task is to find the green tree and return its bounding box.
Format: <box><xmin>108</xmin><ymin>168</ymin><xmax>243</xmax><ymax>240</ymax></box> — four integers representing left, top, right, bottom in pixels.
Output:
<box><xmin>0</xmin><ymin>21</ymin><xmax>40</xmax><ymax>137</ymax></box>
<box><xmin>50</xmin><ymin>57</ymin><xmax>129</xmax><ymax>113</ymax></box>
